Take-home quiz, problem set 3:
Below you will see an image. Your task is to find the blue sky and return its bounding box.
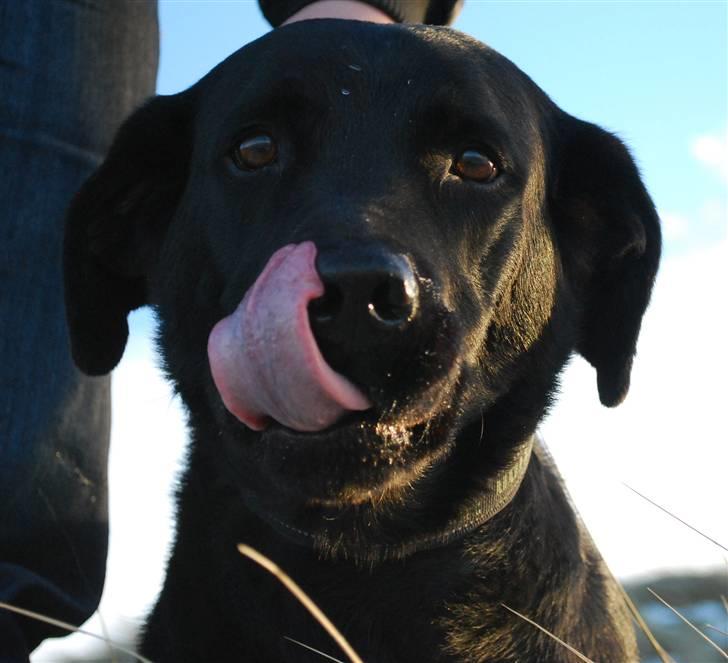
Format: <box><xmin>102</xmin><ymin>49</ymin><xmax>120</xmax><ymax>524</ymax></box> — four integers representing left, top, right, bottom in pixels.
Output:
<box><xmin>157</xmin><ymin>0</ymin><xmax>727</xmax><ymax>254</ymax></box>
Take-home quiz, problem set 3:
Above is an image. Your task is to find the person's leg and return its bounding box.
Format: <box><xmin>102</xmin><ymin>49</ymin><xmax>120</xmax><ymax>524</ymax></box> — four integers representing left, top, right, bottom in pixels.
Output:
<box><xmin>0</xmin><ymin>0</ymin><xmax>158</xmax><ymax>656</ymax></box>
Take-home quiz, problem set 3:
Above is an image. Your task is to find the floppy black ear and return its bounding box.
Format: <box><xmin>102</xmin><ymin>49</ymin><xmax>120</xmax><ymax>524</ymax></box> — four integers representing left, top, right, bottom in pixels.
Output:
<box><xmin>550</xmin><ymin>116</ymin><xmax>661</xmax><ymax>407</ymax></box>
<box><xmin>64</xmin><ymin>92</ymin><xmax>194</xmax><ymax>376</ymax></box>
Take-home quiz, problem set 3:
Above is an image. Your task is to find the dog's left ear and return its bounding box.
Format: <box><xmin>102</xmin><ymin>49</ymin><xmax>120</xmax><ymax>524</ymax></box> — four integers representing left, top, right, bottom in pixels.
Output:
<box><xmin>549</xmin><ymin>115</ymin><xmax>661</xmax><ymax>407</ymax></box>
<box><xmin>64</xmin><ymin>91</ymin><xmax>195</xmax><ymax>376</ymax></box>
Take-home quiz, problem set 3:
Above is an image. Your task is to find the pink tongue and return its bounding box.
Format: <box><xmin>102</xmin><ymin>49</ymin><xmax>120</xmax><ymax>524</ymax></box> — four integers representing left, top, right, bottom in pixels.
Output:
<box><xmin>207</xmin><ymin>241</ymin><xmax>371</xmax><ymax>432</ymax></box>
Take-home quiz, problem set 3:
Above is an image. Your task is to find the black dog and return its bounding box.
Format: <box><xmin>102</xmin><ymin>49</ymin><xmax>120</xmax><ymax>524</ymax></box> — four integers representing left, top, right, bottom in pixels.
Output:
<box><xmin>64</xmin><ymin>21</ymin><xmax>660</xmax><ymax>662</ymax></box>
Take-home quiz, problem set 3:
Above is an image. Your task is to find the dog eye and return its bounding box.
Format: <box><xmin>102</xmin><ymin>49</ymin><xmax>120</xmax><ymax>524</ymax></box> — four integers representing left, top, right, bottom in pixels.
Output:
<box><xmin>231</xmin><ymin>134</ymin><xmax>277</xmax><ymax>170</ymax></box>
<box><xmin>452</xmin><ymin>149</ymin><xmax>498</xmax><ymax>182</ymax></box>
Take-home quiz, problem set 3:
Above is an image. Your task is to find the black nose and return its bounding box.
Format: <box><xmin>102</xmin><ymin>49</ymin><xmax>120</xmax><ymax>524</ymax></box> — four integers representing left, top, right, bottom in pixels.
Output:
<box><xmin>309</xmin><ymin>247</ymin><xmax>419</xmax><ymax>332</ymax></box>
<box><xmin>307</xmin><ymin>245</ymin><xmax>421</xmax><ymax>387</ymax></box>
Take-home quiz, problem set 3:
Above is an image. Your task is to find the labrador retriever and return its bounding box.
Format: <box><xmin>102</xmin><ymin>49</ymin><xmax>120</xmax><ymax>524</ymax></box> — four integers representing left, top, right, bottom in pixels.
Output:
<box><xmin>64</xmin><ymin>20</ymin><xmax>660</xmax><ymax>662</ymax></box>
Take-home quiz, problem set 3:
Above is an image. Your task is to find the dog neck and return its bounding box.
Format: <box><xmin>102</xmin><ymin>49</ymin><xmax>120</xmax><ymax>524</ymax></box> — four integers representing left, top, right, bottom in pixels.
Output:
<box><xmin>254</xmin><ymin>433</ymin><xmax>536</xmax><ymax>559</ymax></box>
<box><xmin>383</xmin><ymin>432</ymin><xmax>536</xmax><ymax>556</ymax></box>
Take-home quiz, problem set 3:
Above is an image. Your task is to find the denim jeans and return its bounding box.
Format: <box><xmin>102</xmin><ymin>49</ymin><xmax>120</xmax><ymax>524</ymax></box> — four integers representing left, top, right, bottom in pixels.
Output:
<box><xmin>0</xmin><ymin>1</ymin><xmax>158</xmax><ymax>657</ymax></box>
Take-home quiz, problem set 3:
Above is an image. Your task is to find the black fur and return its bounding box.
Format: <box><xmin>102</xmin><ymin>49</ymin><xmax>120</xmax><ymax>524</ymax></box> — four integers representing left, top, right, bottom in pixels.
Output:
<box><xmin>64</xmin><ymin>22</ymin><xmax>660</xmax><ymax>662</ymax></box>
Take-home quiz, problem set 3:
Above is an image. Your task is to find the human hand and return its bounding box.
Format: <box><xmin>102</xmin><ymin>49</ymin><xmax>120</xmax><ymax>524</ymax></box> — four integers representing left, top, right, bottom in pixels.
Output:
<box><xmin>283</xmin><ymin>0</ymin><xmax>395</xmax><ymax>25</ymax></box>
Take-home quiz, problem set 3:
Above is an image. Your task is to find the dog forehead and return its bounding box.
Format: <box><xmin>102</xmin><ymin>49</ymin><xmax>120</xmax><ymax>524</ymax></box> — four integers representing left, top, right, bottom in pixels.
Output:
<box><xmin>195</xmin><ymin>22</ymin><xmax>535</xmax><ymax>127</ymax></box>
<box><xmin>222</xmin><ymin>21</ymin><xmax>492</xmax><ymax>79</ymax></box>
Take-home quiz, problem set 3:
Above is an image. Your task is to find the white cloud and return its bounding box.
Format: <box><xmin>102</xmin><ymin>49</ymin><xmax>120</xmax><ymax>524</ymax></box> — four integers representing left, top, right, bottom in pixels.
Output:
<box><xmin>659</xmin><ymin>210</ymin><xmax>690</xmax><ymax>241</ymax></box>
<box><xmin>659</xmin><ymin>195</ymin><xmax>727</xmax><ymax>249</ymax></box>
<box><xmin>699</xmin><ymin>197</ymin><xmax>728</xmax><ymax>237</ymax></box>
<box><xmin>691</xmin><ymin>127</ymin><xmax>728</xmax><ymax>183</ymax></box>
<box><xmin>542</xmin><ymin>236</ymin><xmax>728</xmax><ymax>579</ymax></box>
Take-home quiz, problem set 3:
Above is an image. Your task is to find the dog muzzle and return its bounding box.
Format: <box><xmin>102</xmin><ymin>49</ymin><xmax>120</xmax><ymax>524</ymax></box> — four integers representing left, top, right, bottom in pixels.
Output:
<box><xmin>207</xmin><ymin>241</ymin><xmax>371</xmax><ymax>432</ymax></box>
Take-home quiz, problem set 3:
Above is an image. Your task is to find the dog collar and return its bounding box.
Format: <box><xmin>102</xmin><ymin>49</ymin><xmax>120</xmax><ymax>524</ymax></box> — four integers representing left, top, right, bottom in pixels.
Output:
<box><xmin>389</xmin><ymin>433</ymin><xmax>536</xmax><ymax>556</ymax></box>
<box><xmin>262</xmin><ymin>434</ymin><xmax>536</xmax><ymax>557</ymax></box>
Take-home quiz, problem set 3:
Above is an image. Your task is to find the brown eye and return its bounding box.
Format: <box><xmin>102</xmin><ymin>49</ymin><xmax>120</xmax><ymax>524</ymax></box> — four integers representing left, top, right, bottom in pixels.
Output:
<box><xmin>232</xmin><ymin>134</ymin><xmax>277</xmax><ymax>170</ymax></box>
<box><xmin>452</xmin><ymin>149</ymin><xmax>498</xmax><ymax>182</ymax></box>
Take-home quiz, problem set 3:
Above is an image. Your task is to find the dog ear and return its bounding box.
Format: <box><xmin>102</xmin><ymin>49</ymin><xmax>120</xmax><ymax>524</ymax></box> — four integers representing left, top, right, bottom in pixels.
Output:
<box><xmin>64</xmin><ymin>92</ymin><xmax>195</xmax><ymax>376</ymax></box>
<box><xmin>550</xmin><ymin>116</ymin><xmax>661</xmax><ymax>407</ymax></box>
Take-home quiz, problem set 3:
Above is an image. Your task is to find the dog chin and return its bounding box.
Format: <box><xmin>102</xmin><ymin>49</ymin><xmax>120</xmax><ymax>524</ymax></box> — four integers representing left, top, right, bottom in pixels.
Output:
<box><xmin>238</xmin><ymin>396</ymin><xmax>451</xmax><ymax>506</ymax></box>
<box><xmin>213</xmin><ymin>360</ymin><xmax>465</xmax><ymax>541</ymax></box>
<box><xmin>256</xmin><ymin>416</ymin><xmax>431</xmax><ymax>497</ymax></box>
<box><xmin>238</xmin><ymin>415</ymin><xmax>457</xmax><ymax>556</ymax></box>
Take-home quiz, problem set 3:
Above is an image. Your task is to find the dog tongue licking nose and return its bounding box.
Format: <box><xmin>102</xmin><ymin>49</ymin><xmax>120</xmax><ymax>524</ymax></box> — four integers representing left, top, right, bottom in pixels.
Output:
<box><xmin>207</xmin><ymin>241</ymin><xmax>371</xmax><ymax>432</ymax></box>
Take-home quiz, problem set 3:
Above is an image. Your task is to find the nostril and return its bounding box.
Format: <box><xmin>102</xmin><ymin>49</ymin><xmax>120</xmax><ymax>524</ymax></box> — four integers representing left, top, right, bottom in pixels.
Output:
<box><xmin>312</xmin><ymin>247</ymin><xmax>421</xmax><ymax>334</ymax></box>
<box><xmin>368</xmin><ymin>274</ymin><xmax>418</xmax><ymax>326</ymax></box>
<box><xmin>309</xmin><ymin>284</ymin><xmax>344</xmax><ymax>323</ymax></box>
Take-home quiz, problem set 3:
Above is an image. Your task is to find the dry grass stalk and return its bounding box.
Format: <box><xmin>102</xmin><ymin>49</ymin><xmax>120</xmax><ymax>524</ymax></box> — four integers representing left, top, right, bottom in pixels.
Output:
<box><xmin>623</xmin><ymin>484</ymin><xmax>728</xmax><ymax>552</ymax></box>
<box><xmin>615</xmin><ymin>582</ymin><xmax>675</xmax><ymax>663</ymax></box>
<box><xmin>237</xmin><ymin>543</ymin><xmax>364</xmax><ymax>663</ymax></box>
<box><xmin>706</xmin><ymin>625</ymin><xmax>728</xmax><ymax>637</ymax></box>
<box><xmin>647</xmin><ymin>588</ymin><xmax>728</xmax><ymax>660</ymax></box>
<box><xmin>0</xmin><ymin>600</ymin><xmax>152</xmax><ymax>663</ymax></box>
<box><xmin>500</xmin><ymin>603</ymin><xmax>596</xmax><ymax>663</ymax></box>
<box><xmin>284</xmin><ymin>636</ymin><xmax>346</xmax><ymax>662</ymax></box>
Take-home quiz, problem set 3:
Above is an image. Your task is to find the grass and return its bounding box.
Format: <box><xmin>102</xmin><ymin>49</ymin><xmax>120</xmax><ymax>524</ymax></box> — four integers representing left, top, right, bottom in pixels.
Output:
<box><xmin>646</xmin><ymin>588</ymin><xmax>728</xmax><ymax>660</ymax></box>
<box><xmin>0</xmin><ymin>600</ymin><xmax>150</xmax><ymax>663</ymax></box>
<box><xmin>237</xmin><ymin>543</ymin><xmax>363</xmax><ymax>663</ymax></box>
<box><xmin>7</xmin><ymin>494</ymin><xmax>728</xmax><ymax>662</ymax></box>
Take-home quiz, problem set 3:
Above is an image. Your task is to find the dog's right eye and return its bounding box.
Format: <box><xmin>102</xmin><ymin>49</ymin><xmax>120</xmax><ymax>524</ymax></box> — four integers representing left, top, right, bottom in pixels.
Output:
<box><xmin>231</xmin><ymin>134</ymin><xmax>277</xmax><ymax>170</ymax></box>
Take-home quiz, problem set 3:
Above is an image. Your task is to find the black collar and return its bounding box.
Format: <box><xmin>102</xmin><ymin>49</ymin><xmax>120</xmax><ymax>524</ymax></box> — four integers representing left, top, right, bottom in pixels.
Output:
<box><xmin>382</xmin><ymin>433</ymin><xmax>535</xmax><ymax>556</ymax></box>
<box><xmin>262</xmin><ymin>434</ymin><xmax>536</xmax><ymax>558</ymax></box>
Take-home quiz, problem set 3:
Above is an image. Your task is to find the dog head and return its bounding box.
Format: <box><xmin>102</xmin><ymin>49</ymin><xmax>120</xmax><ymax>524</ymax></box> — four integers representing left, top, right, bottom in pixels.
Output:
<box><xmin>64</xmin><ymin>21</ymin><xmax>660</xmax><ymax>556</ymax></box>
